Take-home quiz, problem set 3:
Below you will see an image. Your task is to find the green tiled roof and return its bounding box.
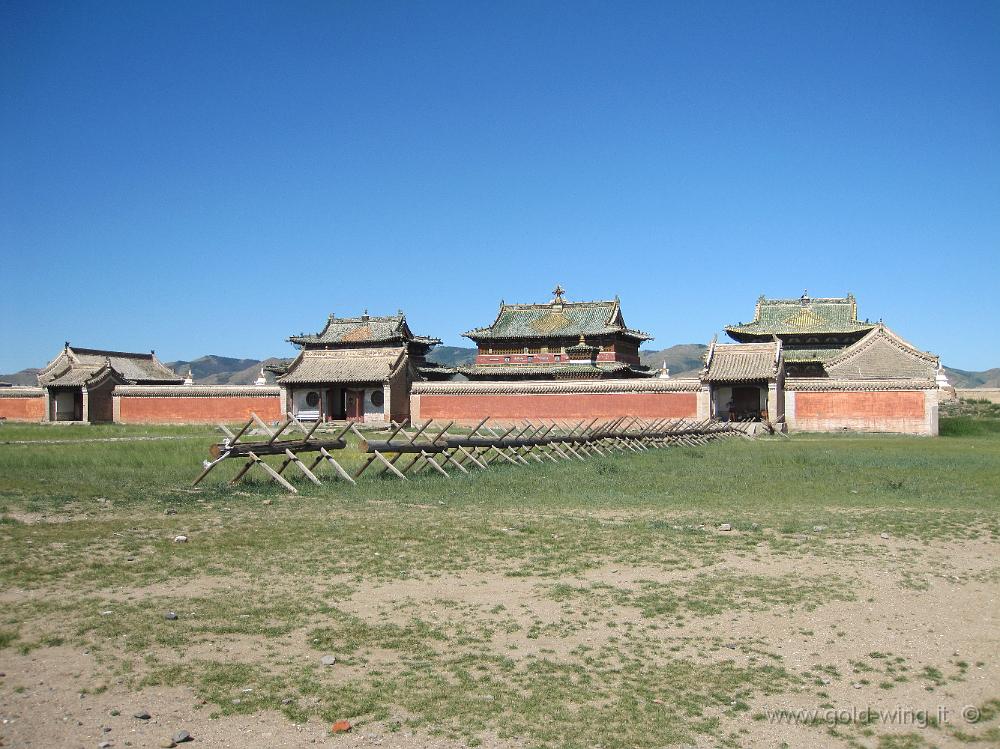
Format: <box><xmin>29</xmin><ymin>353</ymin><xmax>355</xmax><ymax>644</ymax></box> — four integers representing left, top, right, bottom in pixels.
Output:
<box><xmin>726</xmin><ymin>294</ymin><xmax>875</xmax><ymax>338</ymax></box>
<box><xmin>289</xmin><ymin>313</ymin><xmax>441</xmax><ymax>347</ymax></box>
<box><xmin>464</xmin><ymin>299</ymin><xmax>652</xmax><ymax>342</ymax></box>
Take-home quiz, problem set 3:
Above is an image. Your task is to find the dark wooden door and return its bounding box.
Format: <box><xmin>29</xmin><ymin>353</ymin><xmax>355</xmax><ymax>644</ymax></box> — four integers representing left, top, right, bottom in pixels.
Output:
<box><xmin>345</xmin><ymin>390</ymin><xmax>364</xmax><ymax>421</ymax></box>
<box><xmin>732</xmin><ymin>387</ymin><xmax>761</xmax><ymax>420</ymax></box>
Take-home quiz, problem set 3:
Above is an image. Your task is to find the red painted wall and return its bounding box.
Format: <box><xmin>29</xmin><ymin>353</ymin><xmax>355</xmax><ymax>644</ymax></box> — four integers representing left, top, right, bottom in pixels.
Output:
<box><xmin>414</xmin><ymin>391</ymin><xmax>697</xmax><ymax>422</ymax></box>
<box><xmin>117</xmin><ymin>396</ymin><xmax>282</xmax><ymax>424</ymax></box>
<box><xmin>0</xmin><ymin>395</ymin><xmax>45</xmax><ymax>421</ymax></box>
<box><xmin>793</xmin><ymin>390</ymin><xmax>929</xmax><ymax>434</ymax></box>
<box><xmin>796</xmin><ymin>391</ymin><xmax>923</xmax><ymax>418</ymax></box>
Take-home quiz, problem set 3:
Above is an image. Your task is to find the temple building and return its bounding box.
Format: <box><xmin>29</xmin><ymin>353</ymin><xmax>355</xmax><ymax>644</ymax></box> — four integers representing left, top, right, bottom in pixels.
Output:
<box><xmin>708</xmin><ymin>292</ymin><xmax>941</xmax><ymax>428</ymax></box>
<box><xmin>275</xmin><ymin>311</ymin><xmax>448</xmax><ymax>422</ymax></box>
<box><xmin>701</xmin><ymin>339</ymin><xmax>784</xmax><ymax>422</ymax></box>
<box><xmin>459</xmin><ymin>286</ymin><xmax>653</xmax><ymax>380</ymax></box>
<box><xmin>37</xmin><ymin>344</ymin><xmax>183</xmax><ymax>422</ymax></box>
<box><xmin>724</xmin><ymin>292</ymin><xmax>875</xmax><ymax>376</ymax></box>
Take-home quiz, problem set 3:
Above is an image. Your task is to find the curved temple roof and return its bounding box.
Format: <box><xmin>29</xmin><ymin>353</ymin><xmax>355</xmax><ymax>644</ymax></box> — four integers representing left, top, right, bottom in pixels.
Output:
<box><xmin>702</xmin><ymin>341</ymin><xmax>782</xmax><ymax>383</ymax></box>
<box><xmin>726</xmin><ymin>293</ymin><xmax>875</xmax><ymax>339</ymax></box>
<box><xmin>463</xmin><ymin>298</ymin><xmax>652</xmax><ymax>343</ymax></box>
<box><xmin>289</xmin><ymin>313</ymin><xmax>440</xmax><ymax>347</ymax></box>
<box><xmin>38</xmin><ymin>346</ymin><xmax>182</xmax><ymax>387</ymax></box>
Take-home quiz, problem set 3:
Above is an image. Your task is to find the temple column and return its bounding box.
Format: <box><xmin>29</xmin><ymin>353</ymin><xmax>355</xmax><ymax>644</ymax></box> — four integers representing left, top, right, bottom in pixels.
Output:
<box><xmin>697</xmin><ymin>385</ymin><xmax>712</xmax><ymax>420</ymax></box>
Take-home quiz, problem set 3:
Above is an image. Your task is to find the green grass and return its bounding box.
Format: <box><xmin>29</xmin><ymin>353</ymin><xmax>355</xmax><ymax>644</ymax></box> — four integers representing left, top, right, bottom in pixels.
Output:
<box><xmin>1</xmin><ymin>418</ymin><xmax>999</xmax><ymax>748</ymax></box>
<box><xmin>940</xmin><ymin>415</ymin><xmax>1000</xmax><ymax>436</ymax></box>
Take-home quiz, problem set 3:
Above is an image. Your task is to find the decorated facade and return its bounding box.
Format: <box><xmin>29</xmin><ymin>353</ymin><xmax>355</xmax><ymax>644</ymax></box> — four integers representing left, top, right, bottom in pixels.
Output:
<box><xmin>275</xmin><ymin>311</ymin><xmax>448</xmax><ymax>423</ymax></box>
<box><xmin>706</xmin><ymin>293</ymin><xmax>940</xmax><ymax>432</ymax></box>
<box><xmin>459</xmin><ymin>286</ymin><xmax>653</xmax><ymax>380</ymax></box>
<box><xmin>725</xmin><ymin>293</ymin><xmax>874</xmax><ymax>376</ymax></box>
<box><xmin>36</xmin><ymin>345</ymin><xmax>183</xmax><ymax>422</ymax></box>
<box><xmin>0</xmin><ymin>290</ymin><xmax>946</xmax><ymax>435</ymax></box>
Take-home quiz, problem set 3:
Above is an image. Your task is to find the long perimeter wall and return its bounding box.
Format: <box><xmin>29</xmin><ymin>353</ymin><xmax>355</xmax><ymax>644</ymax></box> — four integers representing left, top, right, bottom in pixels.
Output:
<box><xmin>411</xmin><ymin>379</ymin><xmax>704</xmax><ymax>425</ymax></box>
<box><xmin>114</xmin><ymin>386</ymin><xmax>282</xmax><ymax>424</ymax></box>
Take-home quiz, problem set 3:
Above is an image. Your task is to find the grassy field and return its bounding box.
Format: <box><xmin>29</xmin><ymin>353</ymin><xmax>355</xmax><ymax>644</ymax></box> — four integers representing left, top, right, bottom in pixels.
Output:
<box><xmin>0</xmin><ymin>420</ymin><xmax>998</xmax><ymax>748</ymax></box>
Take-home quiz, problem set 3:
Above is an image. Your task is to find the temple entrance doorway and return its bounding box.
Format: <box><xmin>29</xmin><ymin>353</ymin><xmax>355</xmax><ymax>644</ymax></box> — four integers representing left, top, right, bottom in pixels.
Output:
<box><xmin>732</xmin><ymin>386</ymin><xmax>763</xmax><ymax>420</ymax></box>
<box><xmin>344</xmin><ymin>389</ymin><xmax>364</xmax><ymax>421</ymax></box>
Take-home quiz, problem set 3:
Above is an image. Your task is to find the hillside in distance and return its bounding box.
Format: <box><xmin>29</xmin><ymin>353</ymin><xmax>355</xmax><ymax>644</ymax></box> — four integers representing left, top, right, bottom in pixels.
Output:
<box><xmin>425</xmin><ymin>346</ymin><xmax>477</xmax><ymax>368</ymax></box>
<box><xmin>943</xmin><ymin>367</ymin><xmax>1000</xmax><ymax>389</ymax></box>
<box><xmin>164</xmin><ymin>355</ymin><xmax>291</xmax><ymax>385</ymax></box>
<box><xmin>638</xmin><ymin>344</ymin><xmax>707</xmax><ymax>376</ymax></box>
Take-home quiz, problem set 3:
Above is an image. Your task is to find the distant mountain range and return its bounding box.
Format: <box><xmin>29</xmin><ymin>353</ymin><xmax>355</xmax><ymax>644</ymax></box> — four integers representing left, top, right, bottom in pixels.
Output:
<box><xmin>165</xmin><ymin>355</ymin><xmax>291</xmax><ymax>385</ymax></box>
<box><xmin>943</xmin><ymin>368</ymin><xmax>1000</xmax><ymax>389</ymax></box>
<box><xmin>2</xmin><ymin>348</ymin><xmax>997</xmax><ymax>388</ymax></box>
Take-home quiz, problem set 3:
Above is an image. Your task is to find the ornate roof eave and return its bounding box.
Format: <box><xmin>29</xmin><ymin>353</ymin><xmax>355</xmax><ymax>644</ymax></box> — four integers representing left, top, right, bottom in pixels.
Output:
<box><xmin>86</xmin><ymin>362</ymin><xmax>127</xmax><ymax>389</ymax></box>
<box><xmin>410</xmin><ymin>335</ymin><xmax>442</xmax><ymax>346</ymax></box>
<box><xmin>275</xmin><ymin>349</ymin><xmax>306</xmax><ymax>383</ymax></box>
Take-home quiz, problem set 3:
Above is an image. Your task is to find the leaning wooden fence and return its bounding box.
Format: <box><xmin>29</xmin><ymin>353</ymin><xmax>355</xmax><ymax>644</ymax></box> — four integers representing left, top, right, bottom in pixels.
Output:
<box><xmin>194</xmin><ymin>413</ymin><xmax>751</xmax><ymax>493</ymax></box>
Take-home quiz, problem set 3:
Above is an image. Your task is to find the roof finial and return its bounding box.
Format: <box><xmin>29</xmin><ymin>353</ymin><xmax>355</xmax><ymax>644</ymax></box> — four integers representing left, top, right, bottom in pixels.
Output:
<box><xmin>551</xmin><ymin>284</ymin><xmax>566</xmax><ymax>304</ymax></box>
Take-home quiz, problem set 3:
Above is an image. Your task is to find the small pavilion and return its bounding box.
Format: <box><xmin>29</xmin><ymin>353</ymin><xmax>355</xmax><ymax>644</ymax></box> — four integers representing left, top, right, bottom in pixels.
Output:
<box><xmin>275</xmin><ymin>311</ymin><xmax>447</xmax><ymax>422</ymax></box>
<box><xmin>37</xmin><ymin>344</ymin><xmax>183</xmax><ymax>422</ymax></box>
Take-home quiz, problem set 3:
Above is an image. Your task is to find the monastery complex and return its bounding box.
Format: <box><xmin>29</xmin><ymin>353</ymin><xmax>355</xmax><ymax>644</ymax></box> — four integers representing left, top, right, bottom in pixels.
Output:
<box><xmin>0</xmin><ymin>289</ymin><xmax>944</xmax><ymax>435</ymax></box>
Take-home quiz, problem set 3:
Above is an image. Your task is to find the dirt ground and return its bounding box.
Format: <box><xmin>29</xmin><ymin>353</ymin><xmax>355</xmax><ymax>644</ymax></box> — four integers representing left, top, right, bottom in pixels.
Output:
<box><xmin>2</xmin><ymin>530</ymin><xmax>998</xmax><ymax>749</ymax></box>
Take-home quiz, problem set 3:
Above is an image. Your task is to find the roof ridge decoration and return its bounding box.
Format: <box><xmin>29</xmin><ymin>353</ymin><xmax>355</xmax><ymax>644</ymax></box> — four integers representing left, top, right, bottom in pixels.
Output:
<box><xmin>68</xmin><ymin>346</ymin><xmax>158</xmax><ymax>361</ymax></box>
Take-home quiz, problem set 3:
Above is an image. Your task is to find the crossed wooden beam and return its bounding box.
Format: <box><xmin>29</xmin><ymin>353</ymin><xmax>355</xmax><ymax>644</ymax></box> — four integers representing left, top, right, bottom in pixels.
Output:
<box><xmin>351</xmin><ymin>416</ymin><xmax>748</xmax><ymax>481</ymax></box>
<box><xmin>193</xmin><ymin>414</ymin><xmax>750</xmax><ymax>491</ymax></box>
<box><xmin>193</xmin><ymin>412</ymin><xmax>354</xmax><ymax>493</ymax></box>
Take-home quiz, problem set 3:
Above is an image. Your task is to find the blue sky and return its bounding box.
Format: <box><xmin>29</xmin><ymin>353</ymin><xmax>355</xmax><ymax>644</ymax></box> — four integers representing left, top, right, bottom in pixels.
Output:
<box><xmin>1</xmin><ymin>0</ymin><xmax>998</xmax><ymax>372</ymax></box>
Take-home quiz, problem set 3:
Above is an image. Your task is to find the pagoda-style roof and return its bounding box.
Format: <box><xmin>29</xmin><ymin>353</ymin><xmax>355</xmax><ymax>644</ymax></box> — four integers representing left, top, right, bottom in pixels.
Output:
<box><xmin>725</xmin><ymin>293</ymin><xmax>875</xmax><ymax>340</ymax></box>
<box><xmin>289</xmin><ymin>312</ymin><xmax>440</xmax><ymax>348</ymax></box>
<box><xmin>702</xmin><ymin>341</ymin><xmax>781</xmax><ymax>383</ymax></box>
<box><xmin>463</xmin><ymin>288</ymin><xmax>652</xmax><ymax>343</ymax></box>
<box><xmin>37</xmin><ymin>345</ymin><xmax>183</xmax><ymax>388</ymax></box>
<box><xmin>278</xmin><ymin>347</ymin><xmax>408</xmax><ymax>385</ymax></box>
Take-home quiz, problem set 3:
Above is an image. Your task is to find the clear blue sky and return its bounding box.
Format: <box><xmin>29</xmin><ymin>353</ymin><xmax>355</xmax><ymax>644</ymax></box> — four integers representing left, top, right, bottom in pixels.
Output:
<box><xmin>2</xmin><ymin>0</ymin><xmax>998</xmax><ymax>372</ymax></box>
